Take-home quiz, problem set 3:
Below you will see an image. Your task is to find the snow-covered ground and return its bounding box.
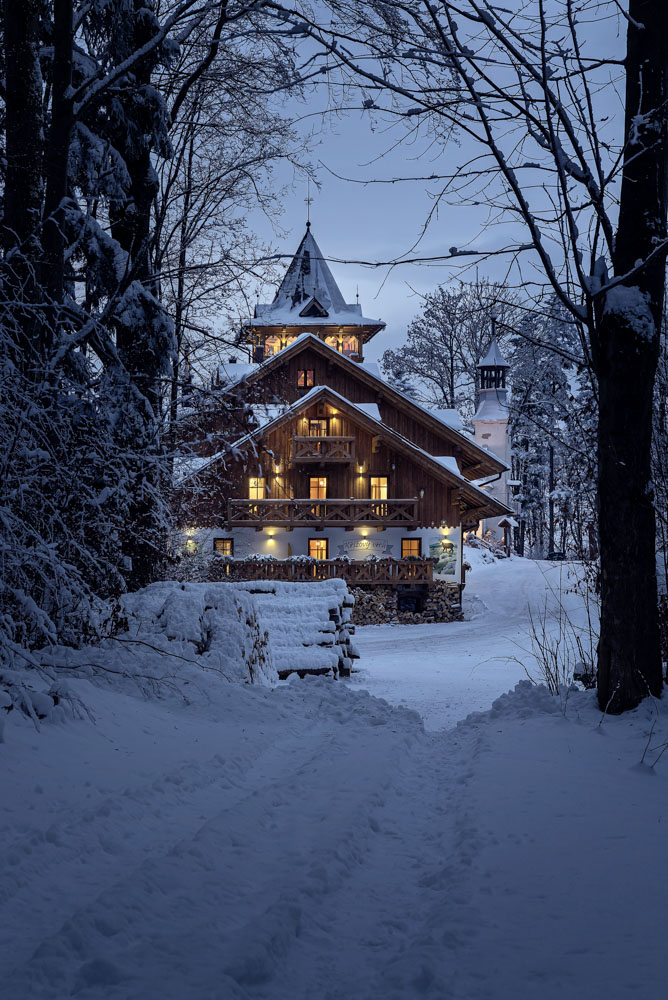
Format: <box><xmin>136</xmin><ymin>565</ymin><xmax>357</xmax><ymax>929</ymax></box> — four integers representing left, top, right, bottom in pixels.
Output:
<box><xmin>2</xmin><ymin>556</ymin><xmax>667</xmax><ymax>999</ymax></box>
<box><xmin>351</xmin><ymin>552</ymin><xmax>566</xmax><ymax>729</ymax></box>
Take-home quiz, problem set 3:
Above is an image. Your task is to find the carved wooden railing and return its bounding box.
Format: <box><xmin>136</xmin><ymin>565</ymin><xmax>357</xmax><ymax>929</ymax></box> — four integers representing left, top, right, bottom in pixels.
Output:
<box><xmin>215</xmin><ymin>557</ymin><xmax>434</xmax><ymax>586</ymax></box>
<box><xmin>291</xmin><ymin>436</ymin><xmax>356</xmax><ymax>463</ymax></box>
<box><xmin>226</xmin><ymin>498</ymin><xmax>419</xmax><ymax>528</ymax></box>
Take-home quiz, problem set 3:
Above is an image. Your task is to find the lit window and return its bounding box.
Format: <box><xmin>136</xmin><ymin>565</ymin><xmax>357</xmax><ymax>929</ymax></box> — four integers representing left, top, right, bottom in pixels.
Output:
<box><xmin>213</xmin><ymin>538</ymin><xmax>234</xmax><ymax>556</ymax></box>
<box><xmin>370</xmin><ymin>477</ymin><xmax>388</xmax><ymax>500</ymax></box>
<box><xmin>401</xmin><ymin>538</ymin><xmax>422</xmax><ymax>558</ymax></box>
<box><xmin>342</xmin><ymin>336</ymin><xmax>359</xmax><ymax>356</ymax></box>
<box><xmin>264</xmin><ymin>335</ymin><xmax>281</xmax><ymax>357</ymax></box>
<box><xmin>297</xmin><ymin>369</ymin><xmax>315</xmax><ymax>388</ymax></box>
<box><xmin>309</xmin><ymin>537</ymin><xmax>329</xmax><ymax>560</ymax></box>
<box><xmin>309</xmin><ymin>476</ymin><xmax>327</xmax><ymax>500</ymax></box>
<box><xmin>325</xmin><ymin>335</ymin><xmax>339</xmax><ymax>351</ymax></box>
<box><xmin>308</xmin><ymin>419</ymin><xmax>328</xmax><ymax>437</ymax></box>
<box><xmin>248</xmin><ymin>476</ymin><xmax>266</xmax><ymax>500</ymax></box>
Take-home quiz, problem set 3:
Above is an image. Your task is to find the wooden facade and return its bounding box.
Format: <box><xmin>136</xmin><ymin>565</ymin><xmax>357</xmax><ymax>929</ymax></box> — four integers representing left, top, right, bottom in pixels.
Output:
<box><xmin>184</xmin><ymin>383</ymin><xmax>505</xmax><ymax>530</ymax></box>
<box><xmin>222</xmin><ymin>340</ymin><xmax>504</xmax><ymax>479</ymax></box>
<box><xmin>180</xmin><ymin>231</ymin><xmax>512</xmax><ymax>584</ymax></box>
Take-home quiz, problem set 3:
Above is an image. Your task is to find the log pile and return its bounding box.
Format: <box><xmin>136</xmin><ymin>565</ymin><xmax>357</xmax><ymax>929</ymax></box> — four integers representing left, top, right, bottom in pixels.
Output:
<box><xmin>232</xmin><ymin>580</ymin><xmax>358</xmax><ymax>679</ymax></box>
<box><xmin>350</xmin><ymin>582</ymin><xmax>463</xmax><ymax>626</ymax></box>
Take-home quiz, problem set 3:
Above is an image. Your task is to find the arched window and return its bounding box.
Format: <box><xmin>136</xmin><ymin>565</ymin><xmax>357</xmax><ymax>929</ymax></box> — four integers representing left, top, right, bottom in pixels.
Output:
<box><xmin>325</xmin><ymin>335</ymin><xmax>339</xmax><ymax>351</ymax></box>
<box><xmin>264</xmin><ymin>335</ymin><xmax>281</xmax><ymax>357</ymax></box>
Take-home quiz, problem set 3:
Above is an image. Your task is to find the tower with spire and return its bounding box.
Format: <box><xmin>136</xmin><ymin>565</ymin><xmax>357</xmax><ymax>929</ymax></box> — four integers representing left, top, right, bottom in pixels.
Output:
<box><xmin>472</xmin><ymin>327</ymin><xmax>513</xmax><ymax>542</ymax></box>
<box><xmin>242</xmin><ymin>225</ymin><xmax>385</xmax><ymax>363</ymax></box>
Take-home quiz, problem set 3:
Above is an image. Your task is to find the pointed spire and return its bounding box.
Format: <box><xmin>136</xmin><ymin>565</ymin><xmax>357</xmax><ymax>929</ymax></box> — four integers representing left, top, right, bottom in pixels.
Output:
<box><xmin>477</xmin><ymin>336</ymin><xmax>509</xmax><ymax>369</ymax></box>
<box><xmin>249</xmin><ymin>225</ymin><xmax>385</xmax><ymax>334</ymax></box>
<box><xmin>268</xmin><ymin>226</ymin><xmax>348</xmax><ymax>315</ymax></box>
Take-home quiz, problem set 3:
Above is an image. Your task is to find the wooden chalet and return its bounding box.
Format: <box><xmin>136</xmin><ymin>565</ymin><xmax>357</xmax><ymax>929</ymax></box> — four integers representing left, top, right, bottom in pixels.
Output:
<box><xmin>181</xmin><ymin>226</ymin><xmax>512</xmax><ymax>592</ymax></box>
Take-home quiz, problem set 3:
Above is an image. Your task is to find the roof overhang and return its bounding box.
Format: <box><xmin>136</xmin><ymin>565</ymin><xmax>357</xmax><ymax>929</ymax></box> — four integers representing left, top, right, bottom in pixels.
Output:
<box><xmin>195</xmin><ymin>384</ymin><xmax>512</xmax><ymax>523</ymax></box>
<box><xmin>226</xmin><ymin>334</ymin><xmax>508</xmax><ymax>479</ymax></box>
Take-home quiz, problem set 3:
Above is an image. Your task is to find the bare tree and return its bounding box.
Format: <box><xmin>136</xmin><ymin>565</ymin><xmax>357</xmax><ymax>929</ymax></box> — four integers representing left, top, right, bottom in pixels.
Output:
<box><xmin>381</xmin><ymin>278</ymin><xmax>519</xmax><ymax>415</ymax></box>
<box><xmin>152</xmin><ymin>10</ymin><xmax>308</xmax><ymax>429</ymax></box>
<box><xmin>283</xmin><ymin>0</ymin><xmax>666</xmax><ymax>712</ymax></box>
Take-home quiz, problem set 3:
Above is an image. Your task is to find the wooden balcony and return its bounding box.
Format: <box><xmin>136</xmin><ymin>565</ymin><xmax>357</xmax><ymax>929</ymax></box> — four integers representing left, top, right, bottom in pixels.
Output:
<box><xmin>215</xmin><ymin>557</ymin><xmax>434</xmax><ymax>586</ymax></box>
<box><xmin>226</xmin><ymin>497</ymin><xmax>419</xmax><ymax>528</ymax></box>
<box><xmin>291</xmin><ymin>436</ymin><xmax>355</xmax><ymax>463</ymax></box>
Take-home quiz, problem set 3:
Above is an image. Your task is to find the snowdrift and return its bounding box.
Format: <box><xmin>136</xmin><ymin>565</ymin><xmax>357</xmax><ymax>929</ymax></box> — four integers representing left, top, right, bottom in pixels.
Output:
<box><xmin>1</xmin><ymin>579</ymin><xmax>358</xmax><ymax>738</ymax></box>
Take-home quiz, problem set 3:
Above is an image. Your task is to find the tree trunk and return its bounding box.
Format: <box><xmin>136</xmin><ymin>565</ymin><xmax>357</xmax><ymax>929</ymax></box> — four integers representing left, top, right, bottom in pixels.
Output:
<box><xmin>42</xmin><ymin>0</ymin><xmax>74</xmax><ymax>310</ymax></box>
<box><xmin>596</xmin><ymin>0</ymin><xmax>666</xmax><ymax>712</ymax></box>
<box><xmin>1</xmin><ymin>0</ymin><xmax>44</xmax><ymax>374</ymax></box>
<box><xmin>547</xmin><ymin>443</ymin><xmax>555</xmax><ymax>554</ymax></box>
<box><xmin>107</xmin><ymin>0</ymin><xmax>173</xmax><ymax>591</ymax></box>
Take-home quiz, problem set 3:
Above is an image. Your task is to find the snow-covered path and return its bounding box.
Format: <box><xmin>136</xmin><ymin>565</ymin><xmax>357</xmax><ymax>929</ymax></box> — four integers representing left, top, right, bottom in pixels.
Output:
<box><xmin>352</xmin><ymin>556</ymin><xmax>570</xmax><ymax>728</ymax></box>
<box><xmin>2</xmin><ymin>557</ymin><xmax>666</xmax><ymax>999</ymax></box>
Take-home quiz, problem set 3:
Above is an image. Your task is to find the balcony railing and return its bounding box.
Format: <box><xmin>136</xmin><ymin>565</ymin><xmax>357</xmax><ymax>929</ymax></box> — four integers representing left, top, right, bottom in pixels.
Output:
<box><xmin>213</xmin><ymin>557</ymin><xmax>434</xmax><ymax>586</ymax></box>
<box><xmin>226</xmin><ymin>497</ymin><xmax>419</xmax><ymax>528</ymax></box>
<box><xmin>292</xmin><ymin>436</ymin><xmax>356</xmax><ymax>463</ymax></box>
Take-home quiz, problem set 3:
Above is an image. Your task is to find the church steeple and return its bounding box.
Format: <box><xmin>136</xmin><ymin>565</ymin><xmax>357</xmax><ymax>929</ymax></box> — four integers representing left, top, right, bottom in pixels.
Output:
<box><xmin>475</xmin><ymin>323</ymin><xmax>510</xmax><ymax>415</ymax></box>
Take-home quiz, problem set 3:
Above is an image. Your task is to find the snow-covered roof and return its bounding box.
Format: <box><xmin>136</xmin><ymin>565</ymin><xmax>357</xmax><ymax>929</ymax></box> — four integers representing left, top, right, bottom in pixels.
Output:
<box><xmin>434</xmin><ymin>456</ymin><xmax>461</xmax><ymax>476</ymax></box>
<box><xmin>250</xmin><ymin>227</ymin><xmax>384</xmax><ymax>329</ymax></box>
<box><xmin>432</xmin><ymin>408</ymin><xmax>464</xmax><ymax>432</ymax></box>
<box><xmin>498</xmin><ymin>515</ymin><xmax>519</xmax><ymax>528</ymax></box>
<box><xmin>248</xmin><ymin>403</ymin><xmax>285</xmax><ymax>426</ymax></box>
<box><xmin>359</xmin><ymin>361</ymin><xmax>381</xmax><ymax>378</ymax></box>
<box><xmin>199</xmin><ymin>384</ymin><xmax>510</xmax><ymax>515</ymax></box>
<box><xmin>211</xmin><ymin>334</ymin><xmax>508</xmax><ymax>474</ymax></box>
<box><xmin>473</xmin><ymin>394</ymin><xmax>509</xmax><ymax>422</ymax></box>
<box><xmin>478</xmin><ymin>337</ymin><xmax>509</xmax><ymax>368</ymax></box>
<box><xmin>354</xmin><ymin>402</ymin><xmax>382</xmax><ymax>421</ymax></box>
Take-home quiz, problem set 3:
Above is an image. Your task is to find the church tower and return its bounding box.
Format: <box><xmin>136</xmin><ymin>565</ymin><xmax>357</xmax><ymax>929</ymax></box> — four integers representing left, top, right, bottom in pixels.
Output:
<box><xmin>472</xmin><ymin>327</ymin><xmax>512</xmax><ymax>540</ymax></box>
<box><xmin>241</xmin><ymin>224</ymin><xmax>385</xmax><ymax>363</ymax></box>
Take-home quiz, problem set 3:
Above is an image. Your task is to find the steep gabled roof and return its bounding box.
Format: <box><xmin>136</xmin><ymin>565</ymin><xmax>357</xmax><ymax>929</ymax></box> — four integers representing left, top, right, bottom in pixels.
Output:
<box><xmin>218</xmin><ymin>334</ymin><xmax>508</xmax><ymax>479</ymax></box>
<box><xmin>193</xmin><ymin>385</ymin><xmax>512</xmax><ymax>522</ymax></box>
<box><xmin>250</xmin><ymin>227</ymin><xmax>384</xmax><ymax>330</ymax></box>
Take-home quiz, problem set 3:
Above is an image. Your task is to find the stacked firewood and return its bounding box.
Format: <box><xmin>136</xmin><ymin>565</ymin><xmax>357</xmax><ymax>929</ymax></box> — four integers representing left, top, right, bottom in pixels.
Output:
<box><xmin>350</xmin><ymin>583</ymin><xmax>463</xmax><ymax>626</ymax></box>
<box><xmin>232</xmin><ymin>580</ymin><xmax>358</xmax><ymax>679</ymax></box>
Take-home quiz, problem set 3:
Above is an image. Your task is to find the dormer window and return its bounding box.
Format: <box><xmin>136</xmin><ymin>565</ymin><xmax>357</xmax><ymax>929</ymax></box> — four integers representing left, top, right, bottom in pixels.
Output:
<box><xmin>299</xmin><ymin>297</ymin><xmax>329</xmax><ymax>318</ymax></box>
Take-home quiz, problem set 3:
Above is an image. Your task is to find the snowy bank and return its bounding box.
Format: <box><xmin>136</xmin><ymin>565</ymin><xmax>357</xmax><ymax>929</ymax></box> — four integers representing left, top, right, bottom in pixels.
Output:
<box><xmin>1</xmin><ymin>579</ymin><xmax>357</xmax><ymax>740</ymax></box>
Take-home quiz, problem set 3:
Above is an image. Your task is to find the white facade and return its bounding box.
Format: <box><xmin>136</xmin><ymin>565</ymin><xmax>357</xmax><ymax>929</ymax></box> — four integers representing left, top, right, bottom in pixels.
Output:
<box><xmin>472</xmin><ymin>338</ymin><xmax>512</xmax><ymax>542</ymax></box>
<box><xmin>188</xmin><ymin>524</ymin><xmax>464</xmax><ymax>585</ymax></box>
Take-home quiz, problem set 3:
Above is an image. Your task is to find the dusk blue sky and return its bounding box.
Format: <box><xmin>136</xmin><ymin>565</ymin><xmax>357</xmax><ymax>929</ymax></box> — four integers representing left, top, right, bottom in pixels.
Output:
<box><xmin>248</xmin><ymin>4</ymin><xmax>626</xmax><ymax>364</ymax></box>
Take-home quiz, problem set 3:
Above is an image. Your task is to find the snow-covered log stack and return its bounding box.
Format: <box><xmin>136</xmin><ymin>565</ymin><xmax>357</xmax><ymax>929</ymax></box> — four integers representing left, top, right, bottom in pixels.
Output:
<box><xmin>119</xmin><ymin>582</ymin><xmax>278</xmax><ymax>685</ymax></box>
<box><xmin>232</xmin><ymin>580</ymin><xmax>358</xmax><ymax>679</ymax></box>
